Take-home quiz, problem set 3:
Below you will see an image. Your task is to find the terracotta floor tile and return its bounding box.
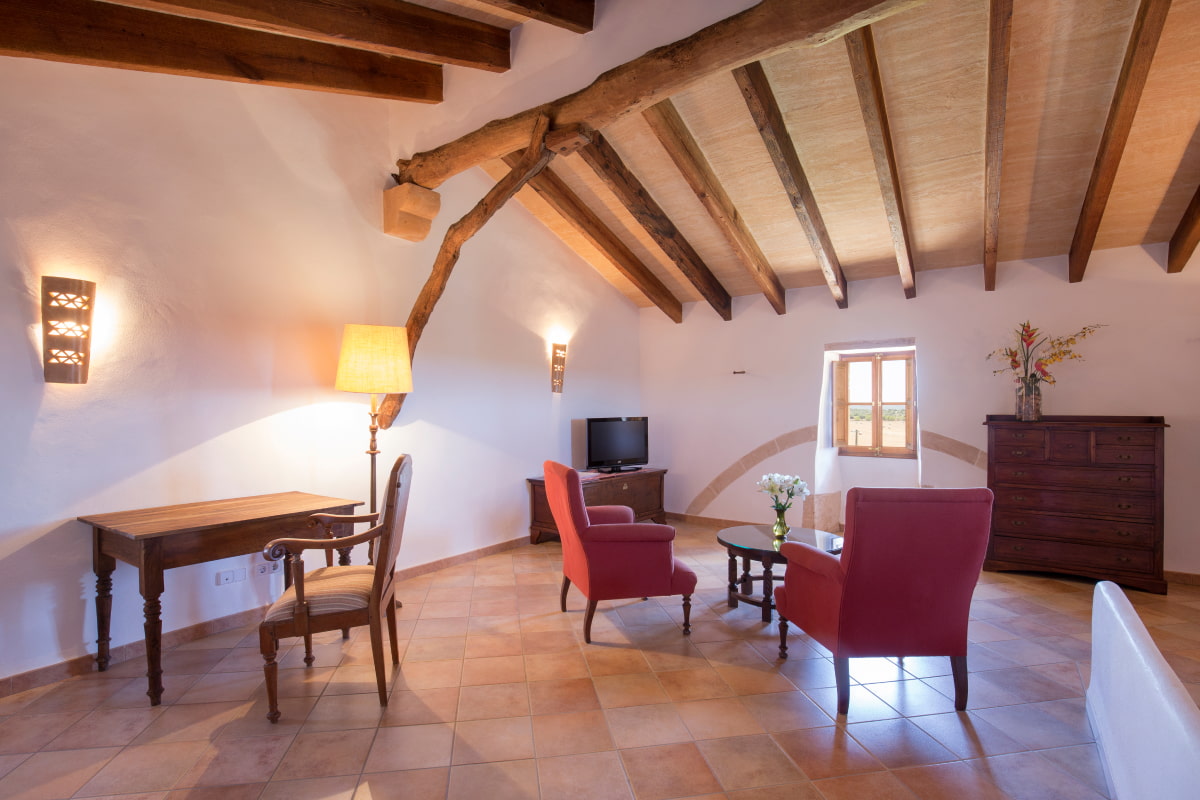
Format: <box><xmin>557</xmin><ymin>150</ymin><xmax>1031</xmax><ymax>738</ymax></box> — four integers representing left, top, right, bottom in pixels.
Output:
<box><xmin>461</xmin><ymin>654</ymin><xmax>527</xmax><ymax>686</ymax></box>
<box><xmin>812</xmin><ymin>770</ymin><xmax>921</xmax><ymax>799</ymax></box>
<box><xmin>593</xmin><ymin>673</ymin><xmax>669</xmax><ymax>708</ymax></box>
<box><xmin>175</xmin><ymin>733</ymin><xmax>293</xmax><ymax>787</ymax></box>
<box><xmin>456</xmin><ymin>682</ymin><xmax>530</xmax><ymax>720</ymax></box>
<box><xmin>363</xmin><ymin>723</ymin><xmax>453</xmax><ymax>772</ymax></box>
<box><xmin>452</xmin><ymin>716</ymin><xmax>534</xmax><ymax>764</ymax></box>
<box><xmin>865</xmin><ymin>679</ymin><xmax>958</xmax><ymax>717</ymax></box>
<box><xmin>419</xmin><ymin>601</ymin><xmax>471</xmax><ymax>619</ymax></box>
<box><xmin>537</xmin><ymin>751</ymin><xmax>633</xmax><ymax>800</ymax></box>
<box><xmin>404</xmin><ymin>637</ymin><xmax>467</xmax><ymax>662</ymax></box>
<box><xmin>278</xmin><ymin>643</ymin><xmax>348</xmax><ymax>670</ymax></box>
<box><xmin>274</xmin><ymin>728</ymin><xmax>374</xmax><ymax>779</ymax></box>
<box><xmin>773</xmin><ymin>726</ymin><xmax>885</xmax><ymax>780</ymax></box>
<box><xmin>844</xmin><ymin>718</ymin><xmax>959</xmax><ymax>769</ymax></box>
<box><xmin>604</xmin><ymin>703</ymin><xmax>692</xmax><ymax>749</ymax></box>
<box><xmin>381</xmin><ymin>687</ymin><xmax>458</xmax><ymax>726</ymax></box>
<box><xmin>971</xmin><ymin>699</ymin><xmax>1095</xmax><ymax>751</ymax></box>
<box><xmin>532</xmin><ymin>710</ymin><xmax>614</xmax><ymax>757</ymax></box>
<box><xmin>656</xmin><ymin>668</ymin><xmax>735</xmax><ymax>702</ymax></box>
<box><xmin>529</xmin><ymin>677</ymin><xmax>600</xmax><ymax>715</ymax></box>
<box><xmin>713</xmin><ymin>664</ymin><xmax>796</xmax><ymax>696</ymax></box>
<box><xmin>413</xmin><ymin>617</ymin><xmax>469</xmax><ymax>639</ymax></box>
<box><xmin>258</xmin><ymin>775</ymin><xmax>358</xmax><ymax>800</ymax></box>
<box><xmin>216</xmin><ymin>697</ymin><xmax>317</xmax><ymax>739</ymax></box>
<box><xmin>619</xmin><ymin>742</ymin><xmax>722</xmax><ymax>800</ymax></box>
<box><xmin>802</xmin><ymin>684</ymin><xmax>902</xmax><ymax>722</ymax></box>
<box><xmin>968</xmin><ymin>751</ymin><xmax>1109</xmax><ymax>800</ymax></box>
<box><xmin>694</xmin><ymin>640</ymin><xmax>768</xmax><ymax>666</ymax></box>
<box><xmin>521</xmin><ymin>631</ymin><xmax>579</xmax><ymax>654</ymax></box>
<box><xmin>892</xmin><ymin>761</ymin><xmax>1011</xmax><ymax>800</ymax></box>
<box><xmin>447</xmin><ymin>760</ymin><xmax>539</xmax><ymax>800</ymax></box>
<box><xmin>525</xmin><ymin>650</ymin><xmax>590</xmax><ymax>681</ymax></box>
<box><xmin>169</xmin><ymin>782</ymin><xmax>264</xmax><ymax>799</ymax></box>
<box><xmin>300</xmin><ymin>692</ymin><xmax>386</xmax><ymax>732</ymax></box>
<box><xmin>464</xmin><ymin>634</ymin><xmax>524</xmax><ymax>658</ymax></box>
<box><xmin>1036</xmin><ymin>744</ymin><xmax>1111</xmax><ymax>797</ymax></box>
<box><xmin>20</xmin><ymin>679</ymin><xmax>132</xmax><ymax>715</ymax></box>
<box><xmin>394</xmin><ymin>659</ymin><xmax>463</xmax><ymax>690</ymax></box>
<box><xmin>0</xmin><ymin>746</ymin><xmax>120</xmax><ymax>800</ymax></box>
<box><xmin>847</xmin><ymin>657</ymin><xmax>910</xmax><ymax>685</ymax></box>
<box><xmin>354</xmin><ymin>767</ymin><xmax>449</xmax><ymax>800</ymax></box>
<box><xmin>972</xmin><ymin>666</ymin><xmax>1083</xmax><ymax>704</ymax></box>
<box><xmin>696</xmin><ymin>733</ymin><xmax>805</xmax><ymax>790</ymax></box>
<box><xmin>0</xmin><ymin>711</ymin><xmax>85</xmax><ymax>754</ymax></box>
<box><xmin>776</xmin><ymin>656</ymin><xmax>842</xmax><ymax>688</ymax></box>
<box><xmin>740</xmin><ymin>690</ymin><xmax>833</xmax><ymax>732</ymax></box>
<box><xmin>676</xmin><ymin>697</ymin><xmax>764</xmax><ymax>739</ymax></box>
<box><xmin>468</xmin><ymin>615</ymin><xmax>522</xmax><ymax>637</ymax></box>
<box><xmin>584</xmin><ymin>647</ymin><xmax>652</xmax><ymax>677</ymax></box>
<box><xmin>78</xmin><ymin>740</ymin><xmax>209</xmax><ymax>795</ymax></box>
<box><xmin>906</xmin><ymin>711</ymin><xmax>1028</xmax><ymax>759</ymax></box>
<box><xmin>131</xmin><ymin>701</ymin><xmax>248</xmax><ymax>744</ymax></box>
<box><xmin>45</xmin><ymin>706</ymin><xmax>162</xmax><ymax>750</ymax></box>
<box><xmin>275</xmin><ymin>666</ymin><xmax>335</xmax><ymax>698</ymax></box>
<box><xmin>174</xmin><ymin>671</ymin><xmax>263</xmax><ymax>705</ymax></box>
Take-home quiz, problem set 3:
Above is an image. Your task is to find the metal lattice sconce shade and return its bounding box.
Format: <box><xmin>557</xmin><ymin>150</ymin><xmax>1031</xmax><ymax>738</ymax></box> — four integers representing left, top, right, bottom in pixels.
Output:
<box><xmin>551</xmin><ymin>343</ymin><xmax>567</xmax><ymax>393</ymax></box>
<box><xmin>42</xmin><ymin>276</ymin><xmax>96</xmax><ymax>384</ymax></box>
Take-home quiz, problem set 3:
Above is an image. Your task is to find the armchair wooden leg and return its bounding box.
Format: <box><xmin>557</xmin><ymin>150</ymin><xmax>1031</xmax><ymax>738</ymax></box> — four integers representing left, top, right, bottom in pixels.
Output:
<box><xmin>834</xmin><ymin>657</ymin><xmax>851</xmax><ymax>716</ymax></box>
<box><xmin>260</xmin><ymin>626</ymin><xmax>280</xmax><ymax>723</ymax></box>
<box><xmin>951</xmin><ymin>655</ymin><xmax>969</xmax><ymax>711</ymax></box>
<box><xmin>682</xmin><ymin>594</ymin><xmax>692</xmax><ymax>636</ymax></box>
<box><xmin>560</xmin><ymin>576</ymin><xmax>571</xmax><ymax>613</ymax></box>
<box><xmin>778</xmin><ymin>616</ymin><xmax>789</xmax><ymax>660</ymax></box>
<box><xmin>583</xmin><ymin>599</ymin><xmax>598</xmax><ymax>644</ymax></box>
<box><xmin>369</xmin><ymin>617</ymin><xmax>388</xmax><ymax>707</ymax></box>
<box><xmin>386</xmin><ymin>596</ymin><xmax>400</xmax><ymax>664</ymax></box>
<box><xmin>302</xmin><ymin>633</ymin><xmax>315</xmax><ymax>667</ymax></box>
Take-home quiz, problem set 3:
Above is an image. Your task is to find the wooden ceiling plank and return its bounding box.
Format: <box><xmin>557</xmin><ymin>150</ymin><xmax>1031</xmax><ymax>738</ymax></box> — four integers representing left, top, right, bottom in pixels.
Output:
<box><xmin>96</xmin><ymin>0</ymin><xmax>511</xmax><ymax>72</ymax></box>
<box><xmin>643</xmin><ymin>100</ymin><xmax>787</xmax><ymax>315</ymax></box>
<box><xmin>502</xmin><ymin>153</ymin><xmax>685</xmax><ymax>322</ymax></box>
<box><xmin>983</xmin><ymin>0</ymin><xmax>1013</xmax><ymax>291</ymax></box>
<box><xmin>1067</xmin><ymin>0</ymin><xmax>1172</xmax><ymax>283</ymax></box>
<box><xmin>472</xmin><ymin>0</ymin><xmax>594</xmax><ymax>33</ymax></box>
<box><xmin>1168</xmin><ymin>182</ymin><xmax>1200</xmax><ymax>273</ymax></box>
<box><xmin>844</xmin><ymin>26</ymin><xmax>916</xmax><ymax>299</ymax></box>
<box><xmin>576</xmin><ymin>131</ymin><xmax>733</xmax><ymax>320</ymax></box>
<box><xmin>394</xmin><ymin>0</ymin><xmax>925</xmax><ymax>193</ymax></box>
<box><xmin>0</xmin><ymin>0</ymin><xmax>442</xmax><ymax>102</ymax></box>
<box><xmin>733</xmin><ymin>60</ymin><xmax>848</xmax><ymax>309</ymax></box>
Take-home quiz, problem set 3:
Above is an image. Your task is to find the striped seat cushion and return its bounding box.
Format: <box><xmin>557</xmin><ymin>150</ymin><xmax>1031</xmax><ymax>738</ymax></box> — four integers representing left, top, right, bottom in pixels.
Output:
<box><xmin>264</xmin><ymin>565</ymin><xmax>375</xmax><ymax>622</ymax></box>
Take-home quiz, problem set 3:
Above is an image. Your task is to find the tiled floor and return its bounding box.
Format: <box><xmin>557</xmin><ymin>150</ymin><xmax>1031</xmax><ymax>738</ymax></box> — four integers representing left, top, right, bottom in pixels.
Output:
<box><xmin>3</xmin><ymin>519</ymin><xmax>1200</xmax><ymax>800</ymax></box>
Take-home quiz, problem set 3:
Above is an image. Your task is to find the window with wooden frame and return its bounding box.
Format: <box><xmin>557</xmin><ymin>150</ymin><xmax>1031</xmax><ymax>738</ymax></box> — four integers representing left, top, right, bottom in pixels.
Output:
<box><xmin>832</xmin><ymin>350</ymin><xmax>916</xmax><ymax>457</ymax></box>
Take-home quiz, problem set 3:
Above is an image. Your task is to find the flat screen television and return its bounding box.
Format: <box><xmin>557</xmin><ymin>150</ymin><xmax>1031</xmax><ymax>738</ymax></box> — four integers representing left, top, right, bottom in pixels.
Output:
<box><xmin>586</xmin><ymin>417</ymin><xmax>649</xmax><ymax>473</ymax></box>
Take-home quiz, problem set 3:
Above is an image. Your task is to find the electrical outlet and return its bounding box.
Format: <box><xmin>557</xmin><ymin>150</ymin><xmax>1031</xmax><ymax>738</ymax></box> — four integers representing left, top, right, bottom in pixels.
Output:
<box><xmin>217</xmin><ymin>569</ymin><xmax>234</xmax><ymax>585</ymax></box>
<box><xmin>269</xmin><ymin>561</ymin><xmax>282</xmax><ymax>573</ymax></box>
<box><xmin>234</xmin><ymin>567</ymin><xmax>247</xmax><ymax>582</ymax></box>
<box><xmin>255</xmin><ymin>563</ymin><xmax>270</xmax><ymax>576</ymax></box>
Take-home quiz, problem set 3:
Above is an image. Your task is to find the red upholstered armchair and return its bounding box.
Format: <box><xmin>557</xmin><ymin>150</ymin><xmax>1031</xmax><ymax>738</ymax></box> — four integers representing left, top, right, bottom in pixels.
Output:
<box><xmin>543</xmin><ymin>461</ymin><xmax>697</xmax><ymax>643</ymax></box>
<box><xmin>774</xmin><ymin>487</ymin><xmax>994</xmax><ymax>715</ymax></box>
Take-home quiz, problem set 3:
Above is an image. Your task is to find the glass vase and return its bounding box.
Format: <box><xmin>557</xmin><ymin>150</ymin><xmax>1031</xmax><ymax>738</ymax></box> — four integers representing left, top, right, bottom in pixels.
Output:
<box><xmin>1015</xmin><ymin>378</ymin><xmax>1042</xmax><ymax>422</ymax></box>
<box><xmin>772</xmin><ymin>508</ymin><xmax>789</xmax><ymax>538</ymax></box>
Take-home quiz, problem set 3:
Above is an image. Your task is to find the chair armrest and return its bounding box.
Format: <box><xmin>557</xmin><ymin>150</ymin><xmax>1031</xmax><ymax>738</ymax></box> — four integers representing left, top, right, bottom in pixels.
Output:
<box><xmin>582</xmin><ymin>522</ymin><xmax>675</xmax><ymax>543</ymax></box>
<box><xmin>779</xmin><ymin>541</ymin><xmax>843</xmax><ymax>582</ymax></box>
<box><xmin>264</xmin><ymin>524</ymin><xmax>383</xmax><ymax>561</ymax></box>
<box><xmin>587</xmin><ymin>505</ymin><xmax>635</xmax><ymax>524</ymax></box>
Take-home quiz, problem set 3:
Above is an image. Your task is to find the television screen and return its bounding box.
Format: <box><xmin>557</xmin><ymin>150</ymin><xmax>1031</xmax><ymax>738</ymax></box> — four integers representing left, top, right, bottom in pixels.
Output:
<box><xmin>586</xmin><ymin>417</ymin><xmax>649</xmax><ymax>472</ymax></box>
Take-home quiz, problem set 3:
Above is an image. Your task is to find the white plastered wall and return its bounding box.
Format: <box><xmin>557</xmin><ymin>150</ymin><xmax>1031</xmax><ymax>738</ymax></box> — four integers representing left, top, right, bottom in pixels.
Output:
<box><xmin>640</xmin><ymin>245</ymin><xmax>1200</xmax><ymax>575</ymax></box>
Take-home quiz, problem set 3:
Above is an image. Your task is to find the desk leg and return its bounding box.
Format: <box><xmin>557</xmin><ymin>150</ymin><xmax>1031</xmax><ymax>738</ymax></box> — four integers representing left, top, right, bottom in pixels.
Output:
<box><xmin>93</xmin><ymin>531</ymin><xmax>115</xmax><ymax>672</ymax></box>
<box><xmin>726</xmin><ymin>550</ymin><xmax>738</xmax><ymax>608</ymax></box>
<box><xmin>760</xmin><ymin>557</ymin><xmax>774</xmax><ymax>623</ymax></box>
<box><xmin>140</xmin><ymin>542</ymin><xmax>166</xmax><ymax>706</ymax></box>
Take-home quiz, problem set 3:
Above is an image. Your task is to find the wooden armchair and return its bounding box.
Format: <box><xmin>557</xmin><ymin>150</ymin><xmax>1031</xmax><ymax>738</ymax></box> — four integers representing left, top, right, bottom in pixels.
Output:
<box><xmin>258</xmin><ymin>454</ymin><xmax>413</xmax><ymax>722</ymax></box>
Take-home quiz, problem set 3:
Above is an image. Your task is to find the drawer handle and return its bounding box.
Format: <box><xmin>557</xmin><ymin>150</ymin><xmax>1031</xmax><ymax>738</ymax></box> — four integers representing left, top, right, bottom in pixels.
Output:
<box><xmin>1062</xmin><ymin>444</ymin><xmax>1075</xmax><ymax>449</ymax></box>
<box><xmin>1013</xmin><ymin>471</ymin><xmax>1027</xmax><ymax>477</ymax></box>
<box><xmin>1013</xmin><ymin>433</ymin><xmax>1027</xmax><ymax>439</ymax></box>
<box><xmin>622</xmin><ymin>483</ymin><xmax>629</xmax><ymax>490</ymax></box>
<box><xmin>1118</xmin><ymin>556</ymin><xmax>1131</xmax><ymax>564</ymax></box>
<box><xmin>1011</xmin><ymin>449</ymin><xmax>1026</xmax><ymax>456</ymax></box>
<box><xmin>1012</xmin><ymin>495</ymin><xmax>1027</xmax><ymax>502</ymax></box>
<box><xmin>1011</xmin><ymin>520</ymin><xmax>1026</xmax><ymax>527</ymax></box>
<box><xmin>1116</xmin><ymin>503</ymin><xmax>1132</xmax><ymax>510</ymax></box>
<box><xmin>1116</xmin><ymin>476</ymin><xmax>1133</xmax><ymax>483</ymax></box>
<box><xmin>1117</xmin><ymin>435</ymin><xmax>1133</xmax><ymax>442</ymax></box>
<box><xmin>1012</xmin><ymin>545</ymin><xmax>1025</xmax><ymax>552</ymax></box>
<box><xmin>1116</xmin><ymin>530</ymin><xmax>1131</xmax><ymax>538</ymax></box>
<box><xmin>1116</xmin><ymin>454</ymin><xmax>1133</xmax><ymax>461</ymax></box>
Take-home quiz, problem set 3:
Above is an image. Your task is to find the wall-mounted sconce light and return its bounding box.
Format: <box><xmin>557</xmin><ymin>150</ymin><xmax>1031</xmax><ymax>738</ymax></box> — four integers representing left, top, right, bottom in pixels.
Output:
<box><xmin>41</xmin><ymin>276</ymin><xmax>96</xmax><ymax>384</ymax></box>
<box><xmin>551</xmin><ymin>343</ymin><xmax>567</xmax><ymax>393</ymax></box>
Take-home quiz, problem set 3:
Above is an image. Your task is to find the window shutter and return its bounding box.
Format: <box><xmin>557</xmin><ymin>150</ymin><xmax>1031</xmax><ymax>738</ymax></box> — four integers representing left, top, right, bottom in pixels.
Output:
<box><xmin>832</xmin><ymin>360</ymin><xmax>849</xmax><ymax>447</ymax></box>
<box><xmin>905</xmin><ymin>355</ymin><xmax>916</xmax><ymax>449</ymax></box>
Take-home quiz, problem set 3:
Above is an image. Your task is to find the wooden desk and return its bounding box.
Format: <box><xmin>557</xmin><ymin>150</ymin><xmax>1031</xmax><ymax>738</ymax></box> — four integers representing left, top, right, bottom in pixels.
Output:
<box><xmin>79</xmin><ymin>491</ymin><xmax>361</xmax><ymax>705</ymax></box>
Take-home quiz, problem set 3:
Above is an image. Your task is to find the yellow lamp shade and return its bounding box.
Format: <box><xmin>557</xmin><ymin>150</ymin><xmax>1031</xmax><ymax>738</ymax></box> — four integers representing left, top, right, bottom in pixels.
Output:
<box><xmin>335</xmin><ymin>324</ymin><xmax>413</xmax><ymax>395</ymax></box>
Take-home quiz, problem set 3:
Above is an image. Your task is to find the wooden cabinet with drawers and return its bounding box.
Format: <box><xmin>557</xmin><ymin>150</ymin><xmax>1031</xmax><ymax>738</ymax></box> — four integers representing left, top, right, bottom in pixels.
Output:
<box><xmin>984</xmin><ymin>415</ymin><xmax>1167</xmax><ymax>594</ymax></box>
<box><xmin>527</xmin><ymin>468</ymin><xmax>667</xmax><ymax>544</ymax></box>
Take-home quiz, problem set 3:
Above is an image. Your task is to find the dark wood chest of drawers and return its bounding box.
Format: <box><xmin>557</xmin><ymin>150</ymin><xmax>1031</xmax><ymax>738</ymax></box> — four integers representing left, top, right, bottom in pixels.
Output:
<box><xmin>985</xmin><ymin>415</ymin><xmax>1167</xmax><ymax>594</ymax></box>
<box><xmin>527</xmin><ymin>468</ymin><xmax>667</xmax><ymax>544</ymax></box>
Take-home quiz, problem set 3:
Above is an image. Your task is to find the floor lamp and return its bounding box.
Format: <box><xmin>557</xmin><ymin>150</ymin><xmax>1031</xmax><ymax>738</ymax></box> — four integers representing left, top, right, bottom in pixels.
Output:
<box><xmin>335</xmin><ymin>324</ymin><xmax>413</xmax><ymax>514</ymax></box>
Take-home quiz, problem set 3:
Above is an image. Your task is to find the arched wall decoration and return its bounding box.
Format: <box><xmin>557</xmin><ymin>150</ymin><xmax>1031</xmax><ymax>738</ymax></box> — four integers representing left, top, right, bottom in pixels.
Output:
<box><xmin>684</xmin><ymin>426</ymin><xmax>986</xmax><ymax>517</ymax></box>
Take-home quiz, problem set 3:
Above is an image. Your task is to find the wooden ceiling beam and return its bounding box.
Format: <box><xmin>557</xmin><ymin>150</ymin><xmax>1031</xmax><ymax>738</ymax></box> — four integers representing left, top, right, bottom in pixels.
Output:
<box><xmin>1068</xmin><ymin>0</ymin><xmax>1172</xmax><ymax>283</ymax></box>
<box><xmin>1168</xmin><ymin>183</ymin><xmax>1200</xmax><ymax>273</ymax></box>
<box><xmin>983</xmin><ymin>0</ymin><xmax>1013</xmax><ymax>291</ymax></box>
<box><xmin>734</xmin><ymin>61</ymin><xmax>848</xmax><ymax>309</ymax></box>
<box><xmin>393</xmin><ymin>0</ymin><xmax>925</xmax><ymax>193</ymax></box>
<box><xmin>643</xmin><ymin>100</ymin><xmax>786</xmax><ymax>315</ymax></box>
<box><xmin>472</xmin><ymin>0</ymin><xmax>594</xmax><ymax>34</ymax></box>
<box><xmin>501</xmin><ymin>154</ymin><xmax>684</xmax><ymax>323</ymax></box>
<box><xmin>576</xmin><ymin>131</ymin><xmax>733</xmax><ymax>321</ymax></box>
<box><xmin>0</xmin><ymin>0</ymin><xmax>442</xmax><ymax>102</ymax></box>
<box><xmin>844</xmin><ymin>26</ymin><xmax>916</xmax><ymax>299</ymax></box>
<box><xmin>96</xmin><ymin>0</ymin><xmax>511</xmax><ymax>72</ymax></box>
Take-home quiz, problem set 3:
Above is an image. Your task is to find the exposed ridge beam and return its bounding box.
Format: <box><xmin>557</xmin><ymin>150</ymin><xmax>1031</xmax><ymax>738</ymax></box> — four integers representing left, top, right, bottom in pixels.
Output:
<box><xmin>734</xmin><ymin>60</ymin><xmax>848</xmax><ymax>309</ymax></box>
<box><xmin>379</xmin><ymin>117</ymin><xmax>555</xmax><ymax>428</ymax></box>
<box><xmin>0</xmin><ymin>0</ymin><xmax>442</xmax><ymax>102</ymax></box>
<box><xmin>576</xmin><ymin>131</ymin><xmax>733</xmax><ymax>321</ymax></box>
<box><xmin>643</xmin><ymin>100</ymin><xmax>787</xmax><ymax>315</ymax></box>
<box><xmin>97</xmin><ymin>0</ymin><xmax>511</xmax><ymax>72</ymax></box>
<box><xmin>983</xmin><ymin>0</ymin><xmax>1013</xmax><ymax>291</ymax></box>
<box><xmin>394</xmin><ymin>0</ymin><xmax>925</xmax><ymax>192</ymax></box>
<box><xmin>501</xmin><ymin>153</ymin><xmax>685</xmax><ymax>323</ymax></box>
<box><xmin>1168</xmin><ymin>182</ymin><xmax>1200</xmax><ymax>273</ymax></box>
<box><xmin>1068</xmin><ymin>0</ymin><xmax>1172</xmax><ymax>283</ymax></box>
<box><xmin>473</xmin><ymin>0</ymin><xmax>594</xmax><ymax>33</ymax></box>
<box><xmin>845</xmin><ymin>26</ymin><xmax>916</xmax><ymax>299</ymax></box>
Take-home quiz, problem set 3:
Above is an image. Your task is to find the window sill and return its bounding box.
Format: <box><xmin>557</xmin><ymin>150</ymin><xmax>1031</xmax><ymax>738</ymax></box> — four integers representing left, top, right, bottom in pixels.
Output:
<box><xmin>837</xmin><ymin>448</ymin><xmax>917</xmax><ymax>459</ymax></box>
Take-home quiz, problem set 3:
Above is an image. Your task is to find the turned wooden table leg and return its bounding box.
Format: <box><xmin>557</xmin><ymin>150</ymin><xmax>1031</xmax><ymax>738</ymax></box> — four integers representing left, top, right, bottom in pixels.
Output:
<box><xmin>140</xmin><ymin>543</ymin><xmax>166</xmax><ymax>706</ymax></box>
<box><xmin>93</xmin><ymin>532</ymin><xmax>115</xmax><ymax>672</ymax></box>
<box><xmin>760</xmin><ymin>556</ymin><xmax>774</xmax><ymax>623</ymax></box>
<box><xmin>726</xmin><ymin>550</ymin><xmax>739</xmax><ymax>608</ymax></box>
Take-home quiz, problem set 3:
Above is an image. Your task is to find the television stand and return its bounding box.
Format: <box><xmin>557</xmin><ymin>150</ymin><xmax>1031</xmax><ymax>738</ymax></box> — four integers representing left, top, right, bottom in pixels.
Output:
<box><xmin>596</xmin><ymin>465</ymin><xmax>642</xmax><ymax>473</ymax></box>
<box><xmin>527</xmin><ymin>467</ymin><xmax>666</xmax><ymax>544</ymax></box>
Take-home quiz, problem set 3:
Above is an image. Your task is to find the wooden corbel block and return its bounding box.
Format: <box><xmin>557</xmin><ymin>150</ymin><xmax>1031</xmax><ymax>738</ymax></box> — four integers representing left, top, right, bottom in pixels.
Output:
<box><xmin>383</xmin><ymin>182</ymin><xmax>442</xmax><ymax>242</ymax></box>
<box><xmin>544</xmin><ymin>124</ymin><xmax>593</xmax><ymax>157</ymax></box>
